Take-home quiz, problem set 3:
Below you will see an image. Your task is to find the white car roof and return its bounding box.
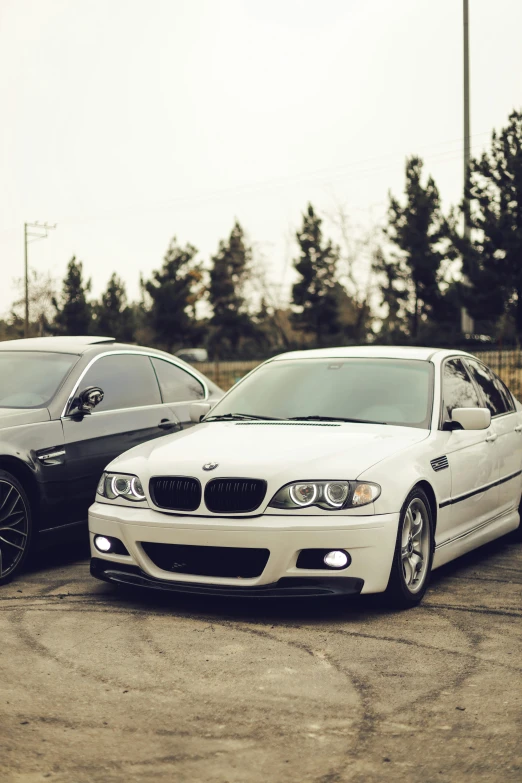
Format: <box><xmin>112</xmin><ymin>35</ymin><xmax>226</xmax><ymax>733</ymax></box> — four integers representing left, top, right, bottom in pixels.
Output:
<box><xmin>271</xmin><ymin>346</ymin><xmax>475</xmax><ymax>362</ymax></box>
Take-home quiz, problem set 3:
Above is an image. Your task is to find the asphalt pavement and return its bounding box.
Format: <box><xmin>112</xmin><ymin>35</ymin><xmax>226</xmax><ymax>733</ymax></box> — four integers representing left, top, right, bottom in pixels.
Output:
<box><xmin>1</xmin><ymin>533</ymin><xmax>521</xmax><ymax>783</ymax></box>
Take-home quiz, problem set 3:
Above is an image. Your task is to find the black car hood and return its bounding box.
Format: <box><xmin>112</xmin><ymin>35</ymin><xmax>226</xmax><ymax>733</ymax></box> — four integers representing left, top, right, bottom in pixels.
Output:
<box><xmin>0</xmin><ymin>408</ymin><xmax>51</xmax><ymax>429</ymax></box>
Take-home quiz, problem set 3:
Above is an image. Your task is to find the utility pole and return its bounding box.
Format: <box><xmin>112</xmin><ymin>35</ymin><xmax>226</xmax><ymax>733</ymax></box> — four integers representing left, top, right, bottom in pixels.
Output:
<box><xmin>463</xmin><ymin>0</ymin><xmax>471</xmax><ymax>241</ymax></box>
<box><xmin>24</xmin><ymin>222</ymin><xmax>57</xmax><ymax>337</ymax></box>
<box><xmin>461</xmin><ymin>0</ymin><xmax>474</xmax><ymax>334</ymax></box>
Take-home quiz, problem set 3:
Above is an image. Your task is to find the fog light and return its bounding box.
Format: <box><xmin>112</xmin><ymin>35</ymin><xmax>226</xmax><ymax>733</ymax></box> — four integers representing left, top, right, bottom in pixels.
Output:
<box><xmin>324</xmin><ymin>550</ymin><xmax>349</xmax><ymax>569</ymax></box>
<box><xmin>94</xmin><ymin>535</ymin><xmax>112</xmax><ymax>553</ymax></box>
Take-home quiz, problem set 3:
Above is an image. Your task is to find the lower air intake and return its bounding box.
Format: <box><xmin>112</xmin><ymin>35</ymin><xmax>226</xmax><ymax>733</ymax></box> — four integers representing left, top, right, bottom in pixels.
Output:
<box><xmin>141</xmin><ymin>543</ymin><xmax>270</xmax><ymax>578</ymax></box>
<box><xmin>204</xmin><ymin>478</ymin><xmax>267</xmax><ymax>513</ymax></box>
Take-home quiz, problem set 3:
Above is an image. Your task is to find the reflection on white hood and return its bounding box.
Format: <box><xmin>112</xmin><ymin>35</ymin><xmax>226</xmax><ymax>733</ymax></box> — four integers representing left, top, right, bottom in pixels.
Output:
<box><xmin>111</xmin><ymin>420</ymin><xmax>429</xmax><ymax>485</ymax></box>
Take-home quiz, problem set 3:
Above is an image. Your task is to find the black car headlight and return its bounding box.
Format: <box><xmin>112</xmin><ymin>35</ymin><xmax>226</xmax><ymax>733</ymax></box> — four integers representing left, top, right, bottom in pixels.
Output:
<box><xmin>268</xmin><ymin>480</ymin><xmax>380</xmax><ymax>510</ymax></box>
<box><xmin>97</xmin><ymin>472</ymin><xmax>147</xmax><ymax>503</ymax></box>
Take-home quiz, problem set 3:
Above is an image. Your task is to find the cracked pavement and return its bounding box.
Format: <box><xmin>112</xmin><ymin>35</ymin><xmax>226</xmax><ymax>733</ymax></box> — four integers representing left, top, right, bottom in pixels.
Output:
<box><xmin>0</xmin><ymin>533</ymin><xmax>521</xmax><ymax>783</ymax></box>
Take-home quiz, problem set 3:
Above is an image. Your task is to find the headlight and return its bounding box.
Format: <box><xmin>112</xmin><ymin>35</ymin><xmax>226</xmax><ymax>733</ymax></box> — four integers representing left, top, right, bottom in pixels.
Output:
<box><xmin>269</xmin><ymin>480</ymin><xmax>380</xmax><ymax>510</ymax></box>
<box><xmin>97</xmin><ymin>472</ymin><xmax>147</xmax><ymax>502</ymax></box>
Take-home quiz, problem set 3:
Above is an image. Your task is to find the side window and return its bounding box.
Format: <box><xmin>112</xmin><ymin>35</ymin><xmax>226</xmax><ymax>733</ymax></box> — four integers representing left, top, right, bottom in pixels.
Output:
<box><xmin>465</xmin><ymin>359</ymin><xmax>509</xmax><ymax>417</ymax></box>
<box><xmin>442</xmin><ymin>358</ymin><xmax>480</xmax><ymax>422</ymax></box>
<box><xmin>78</xmin><ymin>354</ymin><xmax>161</xmax><ymax>412</ymax></box>
<box><xmin>492</xmin><ymin>375</ymin><xmax>515</xmax><ymax>413</ymax></box>
<box><xmin>151</xmin><ymin>358</ymin><xmax>205</xmax><ymax>403</ymax></box>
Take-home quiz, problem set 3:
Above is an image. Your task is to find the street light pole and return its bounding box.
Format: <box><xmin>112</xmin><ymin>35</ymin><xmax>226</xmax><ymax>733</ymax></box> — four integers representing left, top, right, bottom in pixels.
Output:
<box><xmin>461</xmin><ymin>0</ymin><xmax>474</xmax><ymax>335</ymax></box>
<box><xmin>24</xmin><ymin>223</ymin><xmax>29</xmax><ymax>336</ymax></box>
<box><xmin>23</xmin><ymin>221</ymin><xmax>57</xmax><ymax>337</ymax></box>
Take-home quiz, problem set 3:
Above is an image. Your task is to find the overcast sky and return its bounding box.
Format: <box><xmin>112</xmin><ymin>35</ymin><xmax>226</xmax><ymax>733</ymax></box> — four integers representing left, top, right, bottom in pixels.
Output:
<box><xmin>1</xmin><ymin>0</ymin><xmax>521</xmax><ymax>317</ymax></box>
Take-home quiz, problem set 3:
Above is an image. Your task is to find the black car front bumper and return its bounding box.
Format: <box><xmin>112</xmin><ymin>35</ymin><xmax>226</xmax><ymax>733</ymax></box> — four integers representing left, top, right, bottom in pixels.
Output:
<box><xmin>90</xmin><ymin>558</ymin><xmax>364</xmax><ymax>598</ymax></box>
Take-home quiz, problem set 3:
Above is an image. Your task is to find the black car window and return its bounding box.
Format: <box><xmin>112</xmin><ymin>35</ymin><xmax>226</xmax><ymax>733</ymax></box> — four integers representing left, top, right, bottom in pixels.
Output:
<box><xmin>465</xmin><ymin>359</ymin><xmax>509</xmax><ymax>417</ymax></box>
<box><xmin>151</xmin><ymin>358</ymin><xmax>205</xmax><ymax>403</ymax></box>
<box><xmin>442</xmin><ymin>358</ymin><xmax>480</xmax><ymax>422</ymax></box>
<box><xmin>0</xmin><ymin>351</ymin><xmax>78</xmax><ymax>409</ymax></box>
<box><xmin>78</xmin><ymin>354</ymin><xmax>161</xmax><ymax>412</ymax></box>
<box><xmin>494</xmin><ymin>375</ymin><xmax>515</xmax><ymax>413</ymax></box>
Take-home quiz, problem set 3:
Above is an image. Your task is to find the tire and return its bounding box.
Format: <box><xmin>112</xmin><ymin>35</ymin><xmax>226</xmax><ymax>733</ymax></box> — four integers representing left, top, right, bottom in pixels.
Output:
<box><xmin>0</xmin><ymin>469</ymin><xmax>33</xmax><ymax>585</ymax></box>
<box><xmin>514</xmin><ymin>496</ymin><xmax>522</xmax><ymax>539</ymax></box>
<box><xmin>384</xmin><ymin>487</ymin><xmax>434</xmax><ymax>609</ymax></box>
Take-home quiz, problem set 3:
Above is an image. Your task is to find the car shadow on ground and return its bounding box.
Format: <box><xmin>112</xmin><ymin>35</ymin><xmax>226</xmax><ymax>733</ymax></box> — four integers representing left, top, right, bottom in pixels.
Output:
<box><xmin>100</xmin><ymin>532</ymin><xmax>521</xmax><ymax>626</ymax></box>
<box><xmin>25</xmin><ymin>528</ymin><xmax>521</xmax><ymax>626</ymax></box>
<box><xmin>27</xmin><ymin>530</ymin><xmax>91</xmax><ymax>575</ymax></box>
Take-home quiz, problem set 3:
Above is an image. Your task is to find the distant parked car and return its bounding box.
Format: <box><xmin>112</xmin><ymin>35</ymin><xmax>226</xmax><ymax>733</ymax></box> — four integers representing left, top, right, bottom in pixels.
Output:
<box><xmin>0</xmin><ymin>336</ymin><xmax>223</xmax><ymax>584</ymax></box>
<box><xmin>89</xmin><ymin>345</ymin><xmax>522</xmax><ymax>609</ymax></box>
<box><xmin>176</xmin><ymin>348</ymin><xmax>208</xmax><ymax>363</ymax></box>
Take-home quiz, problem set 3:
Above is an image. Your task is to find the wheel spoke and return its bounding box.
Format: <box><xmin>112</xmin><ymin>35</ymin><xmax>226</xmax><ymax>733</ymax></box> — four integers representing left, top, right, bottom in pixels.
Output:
<box><xmin>402</xmin><ymin>556</ymin><xmax>413</xmax><ymax>585</ymax></box>
<box><xmin>0</xmin><ymin>525</ymin><xmax>27</xmax><ymax>536</ymax></box>
<box><xmin>0</xmin><ymin>534</ymin><xmax>24</xmax><ymax>551</ymax></box>
<box><xmin>410</xmin><ymin>552</ymin><xmax>422</xmax><ymax>582</ymax></box>
<box><xmin>411</xmin><ymin>511</ymin><xmax>423</xmax><ymax>540</ymax></box>
<box><xmin>0</xmin><ymin>493</ymin><xmax>21</xmax><ymax>524</ymax></box>
<box><xmin>0</xmin><ymin>511</ymin><xmax>25</xmax><ymax>529</ymax></box>
<box><xmin>0</xmin><ymin>485</ymin><xmax>13</xmax><ymax>511</ymax></box>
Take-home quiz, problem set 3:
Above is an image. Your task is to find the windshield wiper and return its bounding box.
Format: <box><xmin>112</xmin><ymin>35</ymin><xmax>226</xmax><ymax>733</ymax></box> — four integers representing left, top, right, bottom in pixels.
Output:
<box><xmin>288</xmin><ymin>415</ymin><xmax>388</xmax><ymax>425</ymax></box>
<box><xmin>204</xmin><ymin>412</ymin><xmax>281</xmax><ymax>422</ymax></box>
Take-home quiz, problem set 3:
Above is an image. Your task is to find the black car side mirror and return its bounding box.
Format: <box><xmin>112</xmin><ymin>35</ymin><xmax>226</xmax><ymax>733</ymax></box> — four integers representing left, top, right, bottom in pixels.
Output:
<box><xmin>77</xmin><ymin>386</ymin><xmax>104</xmax><ymax>414</ymax></box>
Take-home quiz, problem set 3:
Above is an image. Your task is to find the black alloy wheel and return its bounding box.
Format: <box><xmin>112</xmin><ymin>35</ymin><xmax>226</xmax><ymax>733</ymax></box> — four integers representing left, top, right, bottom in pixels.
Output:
<box><xmin>384</xmin><ymin>486</ymin><xmax>434</xmax><ymax>609</ymax></box>
<box><xmin>0</xmin><ymin>470</ymin><xmax>32</xmax><ymax>585</ymax></box>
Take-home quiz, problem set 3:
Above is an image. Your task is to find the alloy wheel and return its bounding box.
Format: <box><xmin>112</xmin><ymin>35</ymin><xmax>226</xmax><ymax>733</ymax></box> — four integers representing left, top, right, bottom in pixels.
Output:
<box><xmin>0</xmin><ymin>479</ymin><xmax>29</xmax><ymax>580</ymax></box>
<box><xmin>401</xmin><ymin>498</ymin><xmax>430</xmax><ymax>594</ymax></box>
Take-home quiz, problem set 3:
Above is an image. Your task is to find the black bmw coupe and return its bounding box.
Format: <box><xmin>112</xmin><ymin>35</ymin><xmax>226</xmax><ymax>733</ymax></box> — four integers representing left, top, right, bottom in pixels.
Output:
<box><xmin>0</xmin><ymin>336</ymin><xmax>222</xmax><ymax>583</ymax></box>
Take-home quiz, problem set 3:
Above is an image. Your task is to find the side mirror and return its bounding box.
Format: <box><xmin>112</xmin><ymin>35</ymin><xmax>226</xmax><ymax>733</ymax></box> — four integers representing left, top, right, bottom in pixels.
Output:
<box><xmin>190</xmin><ymin>401</ymin><xmax>212</xmax><ymax>423</ymax></box>
<box><xmin>77</xmin><ymin>386</ymin><xmax>104</xmax><ymax>414</ymax></box>
<box><xmin>450</xmin><ymin>407</ymin><xmax>491</xmax><ymax>431</ymax></box>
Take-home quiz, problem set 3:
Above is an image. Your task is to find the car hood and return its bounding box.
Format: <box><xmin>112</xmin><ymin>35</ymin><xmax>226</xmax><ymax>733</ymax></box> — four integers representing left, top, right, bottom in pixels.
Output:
<box><xmin>0</xmin><ymin>407</ymin><xmax>50</xmax><ymax>430</ymax></box>
<box><xmin>112</xmin><ymin>420</ymin><xmax>429</xmax><ymax>488</ymax></box>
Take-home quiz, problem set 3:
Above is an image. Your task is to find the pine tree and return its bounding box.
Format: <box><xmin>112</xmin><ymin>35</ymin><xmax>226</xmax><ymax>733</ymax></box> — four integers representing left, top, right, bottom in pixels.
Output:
<box><xmin>291</xmin><ymin>204</ymin><xmax>341</xmax><ymax>344</ymax></box>
<box><xmin>94</xmin><ymin>273</ymin><xmax>136</xmax><ymax>342</ymax></box>
<box><xmin>372</xmin><ymin>248</ymin><xmax>409</xmax><ymax>341</ymax></box>
<box><xmin>387</xmin><ymin>157</ymin><xmax>447</xmax><ymax>338</ymax></box>
<box><xmin>455</xmin><ymin>109</ymin><xmax>522</xmax><ymax>335</ymax></box>
<box><xmin>143</xmin><ymin>238</ymin><xmax>204</xmax><ymax>352</ymax></box>
<box><xmin>208</xmin><ymin>221</ymin><xmax>257</xmax><ymax>356</ymax></box>
<box><xmin>52</xmin><ymin>257</ymin><xmax>92</xmax><ymax>335</ymax></box>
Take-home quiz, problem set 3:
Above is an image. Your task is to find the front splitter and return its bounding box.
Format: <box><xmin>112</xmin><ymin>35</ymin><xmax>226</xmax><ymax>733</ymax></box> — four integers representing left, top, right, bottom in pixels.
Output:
<box><xmin>90</xmin><ymin>558</ymin><xmax>364</xmax><ymax>598</ymax></box>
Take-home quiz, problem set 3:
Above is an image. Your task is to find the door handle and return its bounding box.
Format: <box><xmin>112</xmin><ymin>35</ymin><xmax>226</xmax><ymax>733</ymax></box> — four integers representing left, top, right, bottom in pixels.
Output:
<box><xmin>485</xmin><ymin>432</ymin><xmax>497</xmax><ymax>443</ymax></box>
<box><xmin>515</xmin><ymin>425</ymin><xmax>522</xmax><ymax>433</ymax></box>
<box><xmin>158</xmin><ymin>419</ymin><xmax>178</xmax><ymax>431</ymax></box>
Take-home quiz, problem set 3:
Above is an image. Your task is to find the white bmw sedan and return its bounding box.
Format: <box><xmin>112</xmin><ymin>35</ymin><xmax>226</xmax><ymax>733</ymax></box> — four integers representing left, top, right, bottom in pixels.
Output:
<box><xmin>89</xmin><ymin>346</ymin><xmax>522</xmax><ymax>608</ymax></box>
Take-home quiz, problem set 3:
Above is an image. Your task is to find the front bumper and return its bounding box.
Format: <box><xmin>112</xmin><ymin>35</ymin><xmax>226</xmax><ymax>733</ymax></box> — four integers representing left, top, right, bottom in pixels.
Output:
<box><xmin>88</xmin><ymin>501</ymin><xmax>400</xmax><ymax>596</ymax></box>
<box><xmin>90</xmin><ymin>559</ymin><xmax>364</xmax><ymax>597</ymax></box>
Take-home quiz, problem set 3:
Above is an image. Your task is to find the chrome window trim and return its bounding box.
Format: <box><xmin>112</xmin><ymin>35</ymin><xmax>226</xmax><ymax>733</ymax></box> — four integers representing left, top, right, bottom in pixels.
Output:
<box><xmin>61</xmin><ymin>350</ymin><xmax>209</xmax><ymax>418</ymax></box>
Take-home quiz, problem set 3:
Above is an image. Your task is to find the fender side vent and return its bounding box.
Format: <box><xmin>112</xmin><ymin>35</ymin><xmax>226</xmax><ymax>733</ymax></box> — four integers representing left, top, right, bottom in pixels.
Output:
<box><xmin>431</xmin><ymin>456</ymin><xmax>449</xmax><ymax>472</ymax></box>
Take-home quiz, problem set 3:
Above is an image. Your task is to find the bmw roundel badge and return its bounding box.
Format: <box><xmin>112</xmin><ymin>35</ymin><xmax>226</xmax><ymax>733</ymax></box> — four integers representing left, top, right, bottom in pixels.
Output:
<box><xmin>203</xmin><ymin>462</ymin><xmax>218</xmax><ymax>471</ymax></box>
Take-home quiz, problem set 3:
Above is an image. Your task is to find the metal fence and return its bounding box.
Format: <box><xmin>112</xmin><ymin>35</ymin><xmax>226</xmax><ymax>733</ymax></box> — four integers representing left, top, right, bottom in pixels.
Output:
<box><xmin>472</xmin><ymin>348</ymin><xmax>522</xmax><ymax>399</ymax></box>
<box><xmin>195</xmin><ymin>348</ymin><xmax>522</xmax><ymax>396</ymax></box>
<box><xmin>196</xmin><ymin>361</ymin><xmax>262</xmax><ymax>390</ymax></box>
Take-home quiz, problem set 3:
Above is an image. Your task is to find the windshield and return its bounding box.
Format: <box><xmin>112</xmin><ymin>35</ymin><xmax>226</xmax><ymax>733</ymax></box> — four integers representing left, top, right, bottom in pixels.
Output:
<box><xmin>0</xmin><ymin>351</ymin><xmax>79</xmax><ymax>409</ymax></box>
<box><xmin>208</xmin><ymin>358</ymin><xmax>434</xmax><ymax>429</ymax></box>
